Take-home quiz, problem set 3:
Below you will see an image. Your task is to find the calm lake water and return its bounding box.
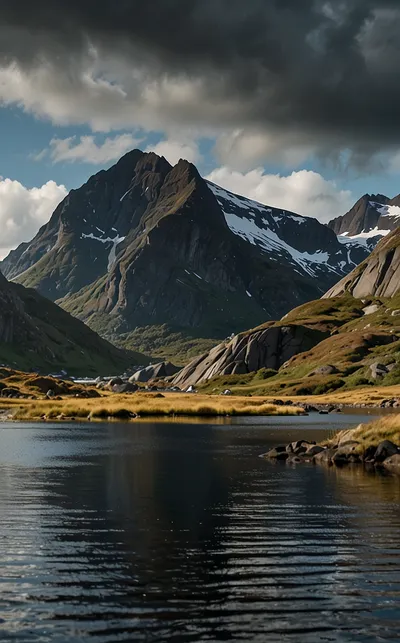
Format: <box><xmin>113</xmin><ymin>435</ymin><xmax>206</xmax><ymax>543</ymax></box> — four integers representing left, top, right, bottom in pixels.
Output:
<box><xmin>1</xmin><ymin>414</ymin><xmax>400</xmax><ymax>642</ymax></box>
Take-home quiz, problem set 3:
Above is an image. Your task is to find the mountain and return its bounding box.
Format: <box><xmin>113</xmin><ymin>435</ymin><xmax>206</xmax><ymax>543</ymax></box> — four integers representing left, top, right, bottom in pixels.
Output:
<box><xmin>0</xmin><ymin>150</ymin><xmax>371</xmax><ymax>362</ymax></box>
<box><xmin>0</xmin><ymin>271</ymin><xmax>143</xmax><ymax>375</ymax></box>
<box><xmin>324</xmin><ymin>227</ymin><xmax>400</xmax><ymax>299</ymax></box>
<box><xmin>173</xmin><ymin>228</ymin><xmax>400</xmax><ymax>391</ymax></box>
<box><xmin>328</xmin><ymin>194</ymin><xmax>400</xmax><ymax>248</ymax></box>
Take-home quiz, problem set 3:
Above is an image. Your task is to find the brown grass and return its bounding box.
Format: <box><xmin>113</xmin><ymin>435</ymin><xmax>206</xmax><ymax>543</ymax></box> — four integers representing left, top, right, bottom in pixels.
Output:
<box><xmin>329</xmin><ymin>415</ymin><xmax>400</xmax><ymax>449</ymax></box>
<box><xmin>0</xmin><ymin>392</ymin><xmax>303</xmax><ymax>422</ymax></box>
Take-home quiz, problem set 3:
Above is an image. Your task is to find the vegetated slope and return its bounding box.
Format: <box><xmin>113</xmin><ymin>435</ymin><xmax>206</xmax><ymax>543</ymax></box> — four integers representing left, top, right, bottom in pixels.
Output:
<box><xmin>174</xmin><ymin>295</ymin><xmax>400</xmax><ymax>396</ymax></box>
<box><xmin>0</xmin><ymin>272</ymin><xmax>144</xmax><ymax>375</ymax></box>
<box><xmin>0</xmin><ymin>150</ymin><xmax>370</xmax><ymax>363</ymax></box>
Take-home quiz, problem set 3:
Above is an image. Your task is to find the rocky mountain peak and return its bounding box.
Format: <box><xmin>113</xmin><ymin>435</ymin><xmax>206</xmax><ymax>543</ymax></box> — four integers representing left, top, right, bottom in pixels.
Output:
<box><xmin>0</xmin><ymin>149</ymin><xmax>376</xmax><ymax>358</ymax></box>
<box><xmin>327</xmin><ymin>192</ymin><xmax>400</xmax><ymax>253</ymax></box>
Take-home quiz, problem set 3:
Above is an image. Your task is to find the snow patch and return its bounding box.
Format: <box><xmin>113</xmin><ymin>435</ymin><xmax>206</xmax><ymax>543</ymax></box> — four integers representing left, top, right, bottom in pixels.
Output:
<box><xmin>339</xmin><ymin>228</ymin><xmax>390</xmax><ymax>247</ymax></box>
<box><xmin>246</xmin><ymin>291</ymin><xmax>252</xmax><ymax>298</ymax></box>
<box><xmin>81</xmin><ymin>232</ymin><xmax>126</xmax><ymax>270</ymax></box>
<box><xmin>120</xmin><ymin>187</ymin><xmax>133</xmax><ymax>202</ymax></box>
<box><xmin>224</xmin><ymin>211</ymin><xmax>334</xmax><ymax>277</ymax></box>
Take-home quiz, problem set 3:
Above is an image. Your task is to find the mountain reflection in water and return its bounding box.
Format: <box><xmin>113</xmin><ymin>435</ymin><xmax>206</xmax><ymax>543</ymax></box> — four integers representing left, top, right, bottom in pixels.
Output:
<box><xmin>0</xmin><ymin>417</ymin><xmax>399</xmax><ymax>642</ymax></box>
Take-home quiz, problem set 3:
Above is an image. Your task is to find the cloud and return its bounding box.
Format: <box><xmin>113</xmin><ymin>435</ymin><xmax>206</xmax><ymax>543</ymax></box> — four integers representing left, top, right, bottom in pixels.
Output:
<box><xmin>0</xmin><ymin>179</ymin><xmax>67</xmax><ymax>258</ymax></box>
<box><xmin>145</xmin><ymin>138</ymin><xmax>200</xmax><ymax>165</ymax></box>
<box><xmin>206</xmin><ymin>167</ymin><xmax>353</xmax><ymax>222</ymax></box>
<box><xmin>214</xmin><ymin>129</ymin><xmax>314</xmax><ymax>170</ymax></box>
<box><xmin>39</xmin><ymin>133</ymin><xmax>143</xmax><ymax>164</ymax></box>
<box><xmin>0</xmin><ymin>2</ymin><xmax>400</xmax><ymax>167</ymax></box>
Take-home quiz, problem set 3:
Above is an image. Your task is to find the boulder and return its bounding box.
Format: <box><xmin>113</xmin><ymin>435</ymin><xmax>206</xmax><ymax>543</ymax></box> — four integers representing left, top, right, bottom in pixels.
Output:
<box><xmin>221</xmin><ymin>389</ymin><xmax>233</xmax><ymax>396</ymax></box>
<box><xmin>375</xmin><ymin>440</ymin><xmax>399</xmax><ymax>463</ymax></box>
<box><xmin>286</xmin><ymin>440</ymin><xmax>316</xmax><ymax>455</ymax></box>
<box><xmin>112</xmin><ymin>382</ymin><xmax>139</xmax><ymax>394</ymax></box>
<box><xmin>108</xmin><ymin>377</ymin><xmax>123</xmax><ymax>388</ymax></box>
<box><xmin>332</xmin><ymin>444</ymin><xmax>361</xmax><ymax>464</ymax></box>
<box><xmin>130</xmin><ymin>362</ymin><xmax>181</xmax><ymax>383</ymax></box>
<box><xmin>262</xmin><ymin>446</ymin><xmax>289</xmax><ymax>461</ymax></box>
<box><xmin>314</xmin><ymin>448</ymin><xmax>336</xmax><ymax>464</ymax></box>
<box><xmin>363</xmin><ymin>445</ymin><xmax>378</xmax><ymax>462</ymax></box>
<box><xmin>306</xmin><ymin>445</ymin><xmax>325</xmax><ymax>457</ymax></box>
<box><xmin>362</xmin><ymin>304</ymin><xmax>380</xmax><ymax>316</ymax></box>
<box><xmin>383</xmin><ymin>454</ymin><xmax>400</xmax><ymax>474</ymax></box>
<box><xmin>370</xmin><ymin>363</ymin><xmax>389</xmax><ymax>379</ymax></box>
<box><xmin>46</xmin><ymin>389</ymin><xmax>55</xmax><ymax>399</ymax></box>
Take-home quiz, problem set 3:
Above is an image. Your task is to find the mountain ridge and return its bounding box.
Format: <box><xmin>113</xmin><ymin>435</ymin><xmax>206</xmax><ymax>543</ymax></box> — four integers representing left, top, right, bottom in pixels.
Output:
<box><xmin>0</xmin><ymin>149</ymin><xmax>374</xmax><ymax>360</ymax></box>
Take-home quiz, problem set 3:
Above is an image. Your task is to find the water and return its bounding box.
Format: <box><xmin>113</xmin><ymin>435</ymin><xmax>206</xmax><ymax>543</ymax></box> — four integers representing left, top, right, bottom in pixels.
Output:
<box><xmin>0</xmin><ymin>414</ymin><xmax>400</xmax><ymax>642</ymax></box>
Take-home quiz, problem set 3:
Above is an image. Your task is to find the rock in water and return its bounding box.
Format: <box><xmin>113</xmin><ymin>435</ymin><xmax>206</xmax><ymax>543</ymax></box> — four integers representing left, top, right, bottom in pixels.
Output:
<box><xmin>375</xmin><ymin>440</ymin><xmax>399</xmax><ymax>463</ymax></box>
<box><xmin>383</xmin><ymin>454</ymin><xmax>400</xmax><ymax>474</ymax></box>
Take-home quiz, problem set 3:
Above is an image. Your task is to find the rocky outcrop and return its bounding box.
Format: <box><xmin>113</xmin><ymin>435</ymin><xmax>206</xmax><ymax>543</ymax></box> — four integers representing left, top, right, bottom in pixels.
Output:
<box><xmin>129</xmin><ymin>361</ymin><xmax>181</xmax><ymax>383</ymax></box>
<box><xmin>324</xmin><ymin>228</ymin><xmax>400</xmax><ymax>298</ymax></box>
<box><xmin>173</xmin><ymin>324</ymin><xmax>327</xmax><ymax>388</ymax></box>
<box><xmin>328</xmin><ymin>194</ymin><xmax>390</xmax><ymax>236</ymax></box>
<box><xmin>263</xmin><ymin>437</ymin><xmax>400</xmax><ymax>474</ymax></box>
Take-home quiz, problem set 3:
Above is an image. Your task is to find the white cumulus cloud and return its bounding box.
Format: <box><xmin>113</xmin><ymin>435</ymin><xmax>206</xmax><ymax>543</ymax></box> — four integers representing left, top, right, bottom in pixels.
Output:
<box><xmin>146</xmin><ymin>138</ymin><xmax>200</xmax><ymax>165</ymax></box>
<box><xmin>0</xmin><ymin>179</ymin><xmax>67</xmax><ymax>259</ymax></box>
<box><xmin>38</xmin><ymin>133</ymin><xmax>143</xmax><ymax>164</ymax></box>
<box><xmin>206</xmin><ymin>167</ymin><xmax>353</xmax><ymax>222</ymax></box>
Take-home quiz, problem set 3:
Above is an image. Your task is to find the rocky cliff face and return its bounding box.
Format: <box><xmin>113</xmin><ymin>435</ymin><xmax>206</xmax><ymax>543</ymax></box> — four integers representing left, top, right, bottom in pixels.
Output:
<box><xmin>173</xmin><ymin>323</ymin><xmax>327</xmax><ymax>388</ymax></box>
<box><xmin>324</xmin><ymin>228</ymin><xmax>400</xmax><ymax>299</ymax></box>
<box><xmin>1</xmin><ymin>149</ymin><xmax>371</xmax><ymax>349</ymax></box>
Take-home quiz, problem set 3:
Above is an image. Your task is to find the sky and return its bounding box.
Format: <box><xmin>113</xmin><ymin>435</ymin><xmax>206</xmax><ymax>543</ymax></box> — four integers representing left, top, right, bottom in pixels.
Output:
<box><xmin>1</xmin><ymin>0</ymin><xmax>400</xmax><ymax>258</ymax></box>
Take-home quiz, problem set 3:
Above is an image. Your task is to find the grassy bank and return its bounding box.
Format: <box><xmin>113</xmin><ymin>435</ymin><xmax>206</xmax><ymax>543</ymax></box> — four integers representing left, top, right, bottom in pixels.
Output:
<box><xmin>329</xmin><ymin>415</ymin><xmax>400</xmax><ymax>449</ymax></box>
<box><xmin>0</xmin><ymin>392</ymin><xmax>303</xmax><ymax>422</ymax></box>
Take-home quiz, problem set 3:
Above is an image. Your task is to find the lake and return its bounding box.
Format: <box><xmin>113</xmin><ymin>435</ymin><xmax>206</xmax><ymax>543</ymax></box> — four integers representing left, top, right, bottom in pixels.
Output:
<box><xmin>1</xmin><ymin>414</ymin><xmax>400</xmax><ymax>642</ymax></box>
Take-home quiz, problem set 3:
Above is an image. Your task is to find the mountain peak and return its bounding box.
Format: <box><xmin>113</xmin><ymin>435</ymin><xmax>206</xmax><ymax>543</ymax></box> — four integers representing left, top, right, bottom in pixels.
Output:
<box><xmin>0</xmin><ymin>148</ymin><xmax>374</xmax><ymax>359</ymax></box>
<box><xmin>328</xmin><ymin>193</ymin><xmax>390</xmax><ymax>237</ymax></box>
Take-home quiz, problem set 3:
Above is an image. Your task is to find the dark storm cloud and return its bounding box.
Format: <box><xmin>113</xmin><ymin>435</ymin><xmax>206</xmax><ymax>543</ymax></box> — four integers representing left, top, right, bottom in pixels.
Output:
<box><xmin>1</xmin><ymin>0</ymin><xmax>400</xmax><ymax>153</ymax></box>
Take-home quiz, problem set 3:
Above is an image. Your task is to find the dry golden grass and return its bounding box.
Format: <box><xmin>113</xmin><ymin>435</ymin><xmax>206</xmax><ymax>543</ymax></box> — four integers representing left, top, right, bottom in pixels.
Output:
<box><xmin>330</xmin><ymin>415</ymin><xmax>400</xmax><ymax>449</ymax></box>
<box><xmin>0</xmin><ymin>392</ymin><xmax>303</xmax><ymax>422</ymax></box>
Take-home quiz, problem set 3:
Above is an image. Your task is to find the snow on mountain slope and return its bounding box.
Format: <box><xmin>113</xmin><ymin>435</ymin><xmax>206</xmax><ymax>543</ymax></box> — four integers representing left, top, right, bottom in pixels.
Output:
<box><xmin>207</xmin><ymin>181</ymin><xmax>368</xmax><ymax>279</ymax></box>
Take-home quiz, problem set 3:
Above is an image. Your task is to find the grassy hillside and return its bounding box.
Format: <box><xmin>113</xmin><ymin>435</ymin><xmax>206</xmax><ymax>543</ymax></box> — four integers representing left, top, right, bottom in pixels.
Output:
<box><xmin>1</xmin><ymin>284</ymin><xmax>149</xmax><ymax>376</ymax></box>
<box><xmin>198</xmin><ymin>295</ymin><xmax>400</xmax><ymax>397</ymax></box>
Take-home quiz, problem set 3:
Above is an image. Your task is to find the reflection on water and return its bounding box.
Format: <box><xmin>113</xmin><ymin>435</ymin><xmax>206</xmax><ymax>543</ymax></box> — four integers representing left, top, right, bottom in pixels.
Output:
<box><xmin>0</xmin><ymin>417</ymin><xmax>400</xmax><ymax>642</ymax></box>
